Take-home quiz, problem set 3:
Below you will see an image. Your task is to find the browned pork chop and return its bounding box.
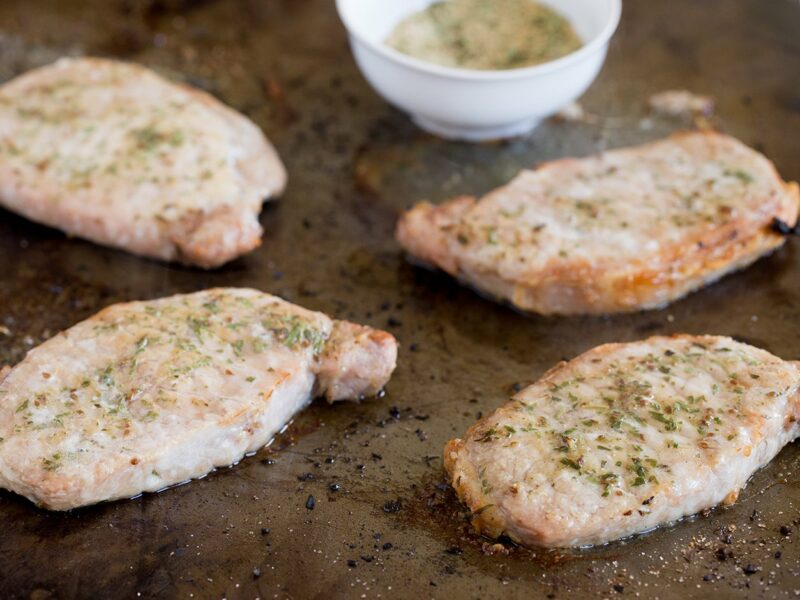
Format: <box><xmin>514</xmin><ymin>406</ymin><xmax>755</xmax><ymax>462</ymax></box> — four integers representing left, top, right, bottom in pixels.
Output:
<box><xmin>397</xmin><ymin>132</ymin><xmax>799</xmax><ymax>315</ymax></box>
<box><xmin>0</xmin><ymin>57</ymin><xmax>287</xmax><ymax>268</ymax></box>
<box><xmin>444</xmin><ymin>335</ymin><xmax>800</xmax><ymax>548</ymax></box>
<box><xmin>0</xmin><ymin>288</ymin><xmax>397</xmax><ymax>510</ymax></box>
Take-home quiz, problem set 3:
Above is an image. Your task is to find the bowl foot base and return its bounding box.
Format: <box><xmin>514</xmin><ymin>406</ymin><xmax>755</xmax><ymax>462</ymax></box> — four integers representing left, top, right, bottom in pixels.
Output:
<box><xmin>412</xmin><ymin>115</ymin><xmax>541</xmax><ymax>142</ymax></box>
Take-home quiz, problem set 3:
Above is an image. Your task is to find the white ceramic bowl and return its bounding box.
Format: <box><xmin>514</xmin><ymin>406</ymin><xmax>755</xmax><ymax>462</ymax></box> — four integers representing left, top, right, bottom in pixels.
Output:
<box><xmin>336</xmin><ymin>0</ymin><xmax>621</xmax><ymax>142</ymax></box>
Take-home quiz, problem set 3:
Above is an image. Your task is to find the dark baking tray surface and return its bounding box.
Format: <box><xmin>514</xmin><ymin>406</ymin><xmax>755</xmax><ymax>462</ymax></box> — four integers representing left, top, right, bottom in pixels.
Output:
<box><xmin>1</xmin><ymin>1</ymin><xmax>799</xmax><ymax>597</ymax></box>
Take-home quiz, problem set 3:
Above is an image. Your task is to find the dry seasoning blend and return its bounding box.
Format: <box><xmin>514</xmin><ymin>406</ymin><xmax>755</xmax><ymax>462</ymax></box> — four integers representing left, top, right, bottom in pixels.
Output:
<box><xmin>385</xmin><ymin>0</ymin><xmax>582</xmax><ymax>71</ymax></box>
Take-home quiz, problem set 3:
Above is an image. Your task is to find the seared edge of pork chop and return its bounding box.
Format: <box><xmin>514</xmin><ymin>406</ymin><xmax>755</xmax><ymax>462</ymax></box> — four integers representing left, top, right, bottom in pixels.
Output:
<box><xmin>397</xmin><ymin>132</ymin><xmax>800</xmax><ymax>315</ymax></box>
<box><xmin>0</xmin><ymin>58</ymin><xmax>287</xmax><ymax>268</ymax></box>
<box><xmin>167</xmin><ymin>80</ymin><xmax>287</xmax><ymax>267</ymax></box>
<box><xmin>0</xmin><ymin>289</ymin><xmax>396</xmax><ymax>510</ymax></box>
<box><xmin>443</xmin><ymin>335</ymin><xmax>800</xmax><ymax>547</ymax></box>
<box><xmin>317</xmin><ymin>321</ymin><xmax>398</xmax><ymax>402</ymax></box>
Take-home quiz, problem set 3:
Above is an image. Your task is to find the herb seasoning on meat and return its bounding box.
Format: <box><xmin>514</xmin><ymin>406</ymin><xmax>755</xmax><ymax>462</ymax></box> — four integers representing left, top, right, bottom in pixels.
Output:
<box><xmin>385</xmin><ymin>0</ymin><xmax>582</xmax><ymax>71</ymax></box>
<box><xmin>0</xmin><ymin>288</ymin><xmax>398</xmax><ymax>510</ymax></box>
<box><xmin>444</xmin><ymin>335</ymin><xmax>800</xmax><ymax>548</ymax></box>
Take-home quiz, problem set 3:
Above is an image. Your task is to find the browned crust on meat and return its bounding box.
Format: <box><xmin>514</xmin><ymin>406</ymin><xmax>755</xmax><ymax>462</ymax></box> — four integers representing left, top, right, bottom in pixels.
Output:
<box><xmin>443</xmin><ymin>437</ymin><xmax>507</xmax><ymax>539</ymax></box>
<box><xmin>397</xmin><ymin>131</ymin><xmax>800</xmax><ymax>315</ymax></box>
<box><xmin>168</xmin><ymin>205</ymin><xmax>264</xmax><ymax>269</ymax></box>
<box><xmin>444</xmin><ymin>348</ymin><xmax>591</xmax><ymax>543</ymax></box>
<box><xmin>790</xmin><ymin>362</ymin><xmax>800</xmax><ymax>428</ymax></box>
<box><xmin>396</xmin><ymin>196</ymin><xmax>476</xmax><ymax>274</ymax></box>
<box><xmin>316</xmin><ymin>321</ymin><xmax>398</xmax><ymax>402</ymax></box>
<box><xmin>443</xmin><ymin>345</ymin><xmax>598</xmax><ymax>543</ymax></box>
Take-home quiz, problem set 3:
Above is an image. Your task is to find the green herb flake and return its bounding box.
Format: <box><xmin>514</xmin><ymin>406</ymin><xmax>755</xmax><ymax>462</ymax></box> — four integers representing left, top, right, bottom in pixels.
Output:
<box><xmin>203</xmin><ymin>301</ymin><xmax>220</xmax><ymax>314</ymax></box>
<box><xmin>132</xmin><ymin>126</ymin><xmax>161</xmax><ymax>151</ymax></box>
<box><xmin>42</xmin><ymin>452</ymin><xmax>63</xmax><ymax>472</ymax></box>
<box><xmin>477</xmin><ymin>427</ymin><xmax>498</xmax><ymax>443</ymax></box>
<box><xmin>134</xmin><ymin>336</ymin><xmax>149</xmax><ymax>356</ymax></box>
<box><xmin>188</xmin><ymin>316</ymin><xmax>210</xmax><ymax>342</ymax></box>
<box><xmin>724</xmin><ymin>168</ymin><xmax>754</xmax><ymax>184</ymax></box>
<box><xmin>168</xmin><ymin>130</ymin><xmax>186</xmax><ymax>147</ymax></box>
<box><xmin>98</xmin><ymin>365</ymin><xmax>115</xmax><ymax>387</ymax></box>
<box><xmin>649</xmin><ymin>410</ymin><xmax>678</xmax><ymax>431</ymax></box>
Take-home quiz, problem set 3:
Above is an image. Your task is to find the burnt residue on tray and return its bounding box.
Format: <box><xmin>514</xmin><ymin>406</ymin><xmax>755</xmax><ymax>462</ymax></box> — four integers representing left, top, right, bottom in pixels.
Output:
<box><xmin>0</xmin><ymin>0</ymin><xmax>799</xmax><ymax>598</ymax></box>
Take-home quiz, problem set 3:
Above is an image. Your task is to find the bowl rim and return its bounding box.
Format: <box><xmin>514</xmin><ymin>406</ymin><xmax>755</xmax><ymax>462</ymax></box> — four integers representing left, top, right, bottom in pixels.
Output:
<box><xmin>335</xmin><ymin>0</ymin><xmax>622</xmax><ymax>81</ymax></box>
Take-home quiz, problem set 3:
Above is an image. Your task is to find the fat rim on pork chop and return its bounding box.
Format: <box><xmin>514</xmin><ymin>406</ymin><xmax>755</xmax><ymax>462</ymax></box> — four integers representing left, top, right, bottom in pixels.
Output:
<box><xmin>444</xmin><ymin>335</ymin><xmax>800</xmax><ymax>548</ymax></box>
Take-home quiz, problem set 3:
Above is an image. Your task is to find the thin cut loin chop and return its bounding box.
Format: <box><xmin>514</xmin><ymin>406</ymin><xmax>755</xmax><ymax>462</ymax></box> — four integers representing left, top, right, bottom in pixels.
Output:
<box><xmin>444</xmin><ymin>335</ymin><xmax>800</xmax><ymax>547</ymax></box>
<box><xmin>397</xmin><ymin>132</ymin><xmax>799</xmax><ymax>315</ymax></box>
<box><xmin>0</xmin><ymin>58</ymin><xmax>287</xmax><ymax>268</ymax></box>
<box><xmin>0</xmin><ymin>288</ymin><xmax>397</xmax><ymax>510</ymax></box>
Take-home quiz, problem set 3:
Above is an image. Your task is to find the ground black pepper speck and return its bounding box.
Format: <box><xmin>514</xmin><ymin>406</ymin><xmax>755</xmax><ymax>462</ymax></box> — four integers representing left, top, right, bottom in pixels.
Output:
<box><xmin>383</xmin><ymin>499</ymin><xmax>402</xmax><ymax>513</ymax></box>
<box><xmin>721</xmin><ymin>532</ymin><xmax>734</xmax><ymax>544</ymax></box>
<box><xmin>743</xmin><ymin>564</ymin><xmax>760</xmax><ymax>575</ymax></box>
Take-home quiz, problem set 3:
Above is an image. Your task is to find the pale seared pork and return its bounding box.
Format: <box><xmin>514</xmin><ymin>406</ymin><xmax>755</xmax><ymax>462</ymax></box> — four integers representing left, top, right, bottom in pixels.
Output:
<box><xmin>397</xmin><ymin>132</ymin><xmax>799</xmax><ymax>315</ymax></box>
<box><xmin>0</xmin><ymin>288</ymin><xmax>397</xmax><ymax>510</ymax></box>
<box><xmin>0</xmin><ymin>58</ymin><xmax>287</xmax><ymax>268</ymax></box>
<box><xmin>444</xmin><ymin>335</ymin><xmax>800</xmax><ymax>547</ymax></box>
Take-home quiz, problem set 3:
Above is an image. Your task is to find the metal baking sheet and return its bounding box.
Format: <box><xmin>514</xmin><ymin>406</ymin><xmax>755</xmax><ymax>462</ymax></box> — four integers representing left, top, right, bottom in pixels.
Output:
<box><xmin>1</xmin><ymin>0</ymin><xmax>799</xmax><ymax>598</ymax></box>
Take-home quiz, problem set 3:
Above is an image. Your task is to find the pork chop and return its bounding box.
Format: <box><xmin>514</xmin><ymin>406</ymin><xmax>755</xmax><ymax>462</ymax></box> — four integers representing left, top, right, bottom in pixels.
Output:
<box><xmin>397</xmin><ymin>132</ymin><xmax>799</xmax><ymax>315</ymax></box>
<box><xmin>0</xmin><ymin>57</ymin><xmax>287</xmax><ymax>268</ymax></box>
<box><xmin>444</xmin><ymin>335</ymin><xmax>800</xmax><ymax>548</ymax></box>
<box><xmin>0</xmin><ymin>288</ymin><xmax>397</xmax><ymax>510</ymax></box>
